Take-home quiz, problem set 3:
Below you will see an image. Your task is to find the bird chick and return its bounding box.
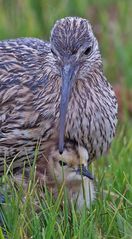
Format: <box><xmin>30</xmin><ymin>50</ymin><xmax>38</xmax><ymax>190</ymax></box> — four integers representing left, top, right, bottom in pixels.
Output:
<box><xmin>14</xmin><ymin>141</ymin><xmax>95</xmax><ymax>209</ymax></box>
<box><xmin>35</xmin><ymin>141</ymin><xmax>95</xmax><ymax>209</ymax></box>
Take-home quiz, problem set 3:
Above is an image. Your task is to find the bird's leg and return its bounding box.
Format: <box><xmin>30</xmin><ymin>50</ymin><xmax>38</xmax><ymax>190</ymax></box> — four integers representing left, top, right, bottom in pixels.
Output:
<box><xmin>0</xmin><ymin>193</ymin><xmax>5</xmax><ymax>226</ymax></box>
<box><xmin>0</xmin><ymin>194</ymin><xmax>5</xmax><ymax>203</ymax></box>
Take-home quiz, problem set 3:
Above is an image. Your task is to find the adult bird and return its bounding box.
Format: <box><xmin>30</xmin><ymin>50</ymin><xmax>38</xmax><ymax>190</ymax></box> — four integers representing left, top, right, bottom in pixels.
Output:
<box><xmin>0</xmin><ymin>17</ymin><xmax>118</xmax><ymax>176</ymax></box>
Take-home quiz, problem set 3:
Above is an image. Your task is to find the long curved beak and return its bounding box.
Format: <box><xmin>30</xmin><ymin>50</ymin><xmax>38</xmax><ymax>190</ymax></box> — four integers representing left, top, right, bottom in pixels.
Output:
<box><xmin>76</xmin><ymin>165</ymin><xmax>94</xmax><ymax>180</ymax></box>
<box><xmin>59</xmin><ymin>64</ymin><xmax>75</xmax><ymax>154</ymax></box>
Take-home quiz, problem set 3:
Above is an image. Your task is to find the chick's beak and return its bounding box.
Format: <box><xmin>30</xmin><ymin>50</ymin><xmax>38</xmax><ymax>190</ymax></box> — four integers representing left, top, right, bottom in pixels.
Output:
<box><xmin>76</xmin><ymin>165</ymin><xmax>94</xmax><ymax>180</ymax></box>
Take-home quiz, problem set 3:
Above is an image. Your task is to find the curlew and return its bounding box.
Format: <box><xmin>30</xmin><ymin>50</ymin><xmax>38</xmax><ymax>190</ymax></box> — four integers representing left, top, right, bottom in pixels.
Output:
<box><xmin>0</xmin><ymin>17</ymin><xmax>118</xmax><ymax>206</ymax></box>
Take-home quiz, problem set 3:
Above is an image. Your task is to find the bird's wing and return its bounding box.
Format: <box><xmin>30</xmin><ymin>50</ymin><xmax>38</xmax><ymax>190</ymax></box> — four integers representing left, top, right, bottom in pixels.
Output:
<box><xmin>0</xmin><ymin>37</ymin><xmax>51</xmax><ymax>129</ymax></box>
<box><xmin>0</xmin><ymin>38</ymin><xmax>53</xmax><ymax>171</ymax></box>
<box><xmin>0</xmin><ymin>37</ymin><xmax>51</xmax><ymax>85</ymax></box>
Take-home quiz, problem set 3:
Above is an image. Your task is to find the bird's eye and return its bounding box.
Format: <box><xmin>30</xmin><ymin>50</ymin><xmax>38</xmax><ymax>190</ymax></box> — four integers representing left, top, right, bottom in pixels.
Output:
<box><xmin>59</xmin><ymin>160</ymin><xmax>67</xmax><ymax>166</ymax></box>
<box><xmin>84</xmin><ymin>47</ymin><xmax>91</xmax><ymax>55</ymax></box>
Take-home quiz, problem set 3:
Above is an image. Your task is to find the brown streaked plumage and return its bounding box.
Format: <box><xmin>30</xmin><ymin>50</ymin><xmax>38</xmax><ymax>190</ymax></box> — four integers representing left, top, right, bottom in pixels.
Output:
<box><xmin>0</xmin><ymin>16</ymin><xmax>118</xmax><ymax>176</ymax></box>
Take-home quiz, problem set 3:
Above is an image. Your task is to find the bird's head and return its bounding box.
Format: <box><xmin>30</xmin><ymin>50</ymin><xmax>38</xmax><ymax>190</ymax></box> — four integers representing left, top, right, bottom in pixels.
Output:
<box><xmin>47</xmin><ymin>143</ymin><xmax>94</xmax><ymax>186</ymax></box>
<box><xmin>50</xmin><ymin>17</ymin><xmax>102</xmax><ymax>154</ymax></box>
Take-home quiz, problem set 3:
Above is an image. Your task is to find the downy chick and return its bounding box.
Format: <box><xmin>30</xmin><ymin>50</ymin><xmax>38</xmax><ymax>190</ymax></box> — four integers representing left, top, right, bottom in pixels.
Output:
<box><xmin>36</xmin><ymin>141</ymin><xmax>95</xmax><ymax>209</ymax></box>
<box><xmin>14</xmin><ymin>140</ymin><xmax>95</xmax><ymax>209</ymax></box>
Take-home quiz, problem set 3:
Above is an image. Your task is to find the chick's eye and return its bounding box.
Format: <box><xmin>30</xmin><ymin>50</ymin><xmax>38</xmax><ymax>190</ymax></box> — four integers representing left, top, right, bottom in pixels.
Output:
<box><xmin>84</xmin><ymin>47</ymin><xmax>91</xmax><ymax>55</ymax></box>
<box><xmin>59</xmin><ymin>160</ymin><xmax>67</xmax><ymax>166</ymax></box>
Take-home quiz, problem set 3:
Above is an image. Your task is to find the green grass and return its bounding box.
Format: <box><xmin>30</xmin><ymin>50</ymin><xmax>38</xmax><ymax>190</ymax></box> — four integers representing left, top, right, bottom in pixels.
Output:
<box><xmin>0</xmin><ymin>0</ymin><xmax>132</xmax><ymax>238</ymax></box>
<box><xmin>0</xmin><ymin>122</ymin><xmax>132</xmax><ymax>238</ymax></box>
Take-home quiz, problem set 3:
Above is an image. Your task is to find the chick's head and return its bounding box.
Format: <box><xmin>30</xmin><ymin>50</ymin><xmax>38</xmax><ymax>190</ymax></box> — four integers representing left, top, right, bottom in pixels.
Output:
<box><xmin>47</xmin><ymin>143</ymin><xmax>93</xmax><ymax>186</ymax></box>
